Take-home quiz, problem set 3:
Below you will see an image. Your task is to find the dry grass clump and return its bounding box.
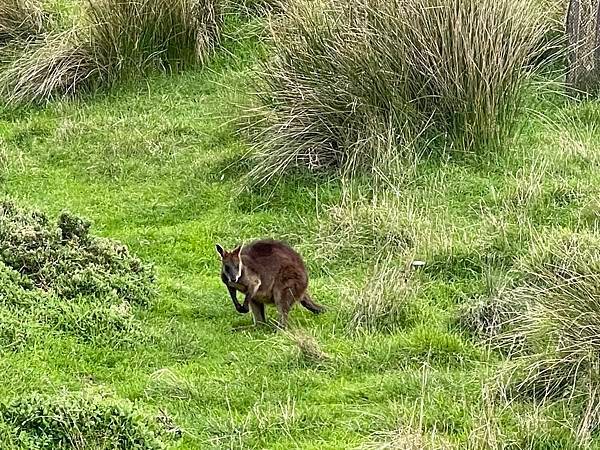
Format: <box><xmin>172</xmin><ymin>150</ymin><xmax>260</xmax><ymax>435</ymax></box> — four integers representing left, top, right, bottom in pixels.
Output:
<box><xmin>565</xmin><ymin>0</ymin><xmax>600</xmax><ymax>96</ymax></box>
<box><xmin>86</xmin><ymin>0</ymin><xmax>220</xmax><ymax>72</ymax></box>
<box><xmin>358</xmin><ymin>426</ymin><xmax>453</xmax><ymax>450</ymax></box>
<box><xmin>314</xmin><ymin>198</ymin><xmax>416</xmax><ymax>265</ymax></box>
<box><xmin>247</xmin><ymin>0</ymin><xmax>549</xmax><ymax>184</ymax></box>
<box><xmin>0</xmin><ymin>31</ymin><xmax>103</xmax><ymax>103</ymax></box>
<box><xmin>0</xmin><ymin>0</ymin><xmax>45</xmax><ymax>44</ymax></box>
<box><xmin>489</xmin><ymin>232</ymin><xmax>600</xmax><ymax>444</ymax></box>
<box><xmin>343</xmin><ymin>256</ymin><xmax>420</xmax><ymax>334</ymax></box>
<box><xmin>280</xmin><ymin>328</ymin><xmax>331</xmax><ymax>366</ymax></box>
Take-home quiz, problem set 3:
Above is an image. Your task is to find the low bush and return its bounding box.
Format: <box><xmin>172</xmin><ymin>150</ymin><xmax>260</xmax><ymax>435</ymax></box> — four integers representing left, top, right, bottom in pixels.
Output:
<box><xmin>0</xmin><ymin>392</ymin><xmax>169</xmax><ymax>449</ymax></box>
<box><xmin>0</xmin><ymin>200</ymin><xmax>154</xmax><ymax>347</ymax></box>
<box><xmin>248</xmin><ymin>0</ymin><xmax>549</xmax><ymax>184</ymax></box>
<box><xmin>0</xmin><ymin>200</ymin><xmax>155</xmax><ymax>305</ymax></box>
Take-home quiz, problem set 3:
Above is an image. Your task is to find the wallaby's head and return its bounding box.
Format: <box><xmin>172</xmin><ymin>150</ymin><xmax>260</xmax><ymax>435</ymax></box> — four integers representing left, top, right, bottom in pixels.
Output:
<box><xmin>216</xmin><ymin>244</ymin><xmax>243</xmax><ymax>284</ymax></box>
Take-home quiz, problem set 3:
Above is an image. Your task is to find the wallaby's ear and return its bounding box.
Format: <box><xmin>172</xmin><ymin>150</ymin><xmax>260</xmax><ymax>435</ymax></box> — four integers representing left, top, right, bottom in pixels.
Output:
<box><xmin>232</xmin><ymin>245</ymin><xmax>241</xmax><ymax>255</ymax></box>
<box><xmin>215</xmin><ymin>244</ymin><xmax>225</xmax><ymax>258</ymax></box>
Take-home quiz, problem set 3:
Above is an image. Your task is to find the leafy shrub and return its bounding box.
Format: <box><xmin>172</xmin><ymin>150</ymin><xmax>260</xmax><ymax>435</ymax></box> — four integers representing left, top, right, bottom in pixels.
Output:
<box><xmin>0</xmin><ymin>392</ymin><xmax>169</xmax><ymax>449</ymax></box>
<box><xmin>0</xmin><ymin>200</ymin><xmax>155</xmax><ymax>305</ymax></box>
<box><xmin>0</xmin><ymin>200</ymin><xmax>154</xmax><ymax>347</ymax></box>
<box><xmin>248</xmin><ymin>0</ymin><xmax>549</xmax><ymax>184</ymax></box>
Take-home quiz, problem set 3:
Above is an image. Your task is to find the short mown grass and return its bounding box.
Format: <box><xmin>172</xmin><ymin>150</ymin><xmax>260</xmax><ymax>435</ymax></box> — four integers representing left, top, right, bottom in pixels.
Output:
<box><xmin>1</xmin><ymin>2</ymin><xmax>600</xmax><ymax>449</ymax></box>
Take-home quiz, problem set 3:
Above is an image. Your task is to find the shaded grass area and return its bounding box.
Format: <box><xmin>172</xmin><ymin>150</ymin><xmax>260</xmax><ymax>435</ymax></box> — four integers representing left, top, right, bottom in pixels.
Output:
<box><xmin>1</xmin><ymin>18</ymin><xmax>600</xmax><ymax>450</ymax></box>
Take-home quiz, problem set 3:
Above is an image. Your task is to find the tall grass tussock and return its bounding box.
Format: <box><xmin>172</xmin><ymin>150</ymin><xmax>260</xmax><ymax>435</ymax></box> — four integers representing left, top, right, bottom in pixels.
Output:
<box><xmin>343</xmin><ymin>256</ymin><xmax>419</xmax><ymax>334</ymax></box>
<box><xmin>0</xmin><ymin>0</ymin><xmax>221</xmax><ymax>104</ymax></box>
<box><xmin>248</xmin><ymin>0</ymin><xmax>549</xmax><ymax>184</ymax></box>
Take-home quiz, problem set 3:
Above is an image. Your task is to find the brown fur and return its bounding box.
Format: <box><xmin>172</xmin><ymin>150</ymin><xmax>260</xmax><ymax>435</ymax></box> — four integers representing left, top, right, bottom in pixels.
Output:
<box><xmin>216</xmin><ymin>239</ymin><xmax>324</xmax><ymax>328</ymax></box>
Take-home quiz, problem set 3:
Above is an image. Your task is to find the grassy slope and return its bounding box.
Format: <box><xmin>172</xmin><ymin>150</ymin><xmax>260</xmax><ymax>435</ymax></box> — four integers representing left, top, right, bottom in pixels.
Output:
<box><xmin>1</xmin><ymin>18</ymin><xmax>600</xmax><ymax>449</ymax></box>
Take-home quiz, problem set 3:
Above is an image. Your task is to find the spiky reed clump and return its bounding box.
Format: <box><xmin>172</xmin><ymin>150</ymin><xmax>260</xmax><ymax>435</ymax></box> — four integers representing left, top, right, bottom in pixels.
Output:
<box><xmin>0</xmin><ymin>0</ymin><xmax>44</xmax><ymax>44</ymax></box>
<box><xmin>86</xmin><ymin>0</ymin><xmax>221</xmax><ymax>73</ymax></box>
<box><xmin>0</xmin><ymin>0</ymin><xmax>221</xmax><ymax>104</ymax></box>
<box><xmin>344</xmin><ymin>257</ymin><xmax>419</xmax><ymax>334</ymax></box>
<box><xmin>247</xmin><ymin>0</ymin><xmax>549</xmax><ymax>184</ymax></box>
<box><xmin>497</xmin><ymin>232</ymin><xmax>600</xmax><ymax>444</ymax></box>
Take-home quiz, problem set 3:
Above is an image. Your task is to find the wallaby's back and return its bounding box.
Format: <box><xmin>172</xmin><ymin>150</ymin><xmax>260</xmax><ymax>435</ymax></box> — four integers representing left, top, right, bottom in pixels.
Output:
<box><xmin>241</xmin><ymin>239</ymin><xmax>308</xmax><ymax>291</ymax></box>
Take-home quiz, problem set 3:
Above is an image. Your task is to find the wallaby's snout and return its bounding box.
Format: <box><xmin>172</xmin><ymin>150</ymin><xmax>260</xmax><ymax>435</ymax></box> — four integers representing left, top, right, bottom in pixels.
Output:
<box><xmin>216</xmin><ymin>244</ymin><xmax>248</xmax><ymax>313</ymax></box>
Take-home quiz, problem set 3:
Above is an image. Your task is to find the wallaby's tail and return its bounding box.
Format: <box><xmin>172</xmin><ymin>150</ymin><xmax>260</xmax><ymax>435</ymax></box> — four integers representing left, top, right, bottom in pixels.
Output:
<box><xmin>300</xmin><ymin>293</ymin><xmax>325</xmax><ymax>314</ymax></box>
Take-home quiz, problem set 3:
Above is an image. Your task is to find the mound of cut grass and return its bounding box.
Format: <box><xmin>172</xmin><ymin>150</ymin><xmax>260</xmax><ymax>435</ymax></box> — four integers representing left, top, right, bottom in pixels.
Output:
<box><xmin>247</xmin><ymin>0</ymin><xmax>549</xmax><ymax>184</ymax></box>
<box><xmin>0</xmin><ymin>392</ymin><xmax>170</xmax><ymax>449</ymax></box>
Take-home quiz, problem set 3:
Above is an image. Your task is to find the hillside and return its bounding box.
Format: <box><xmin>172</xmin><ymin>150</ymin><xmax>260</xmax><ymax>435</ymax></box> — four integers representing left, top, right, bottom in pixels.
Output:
<box><xmin>1</xmin><ymin>1</ymin><xmax>600</xmax><ymax>448</ymax></box>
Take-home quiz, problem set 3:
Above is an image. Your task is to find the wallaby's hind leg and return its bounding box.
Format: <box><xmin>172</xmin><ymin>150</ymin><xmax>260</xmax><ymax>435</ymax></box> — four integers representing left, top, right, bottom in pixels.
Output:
<box><xmin>300</xmin><ymin>292</ymin><xmax>325</xmax><ymax>314</ymax></box>
<box><xmin>249</xmin><ymin>300</ymin><xmax>266</xmax><ymax>325</ymax></box>
<box><xmin>274</xmin><ymin>288</ymin><xmax>294</xmax><ymax>329</ymax></box>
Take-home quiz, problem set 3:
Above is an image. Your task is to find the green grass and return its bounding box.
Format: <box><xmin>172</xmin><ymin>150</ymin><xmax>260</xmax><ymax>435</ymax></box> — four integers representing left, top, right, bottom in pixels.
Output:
<box><xmin>2</xmin><ymin>13</ymin><xmax>600</xmax><ymax>450</ymax></box>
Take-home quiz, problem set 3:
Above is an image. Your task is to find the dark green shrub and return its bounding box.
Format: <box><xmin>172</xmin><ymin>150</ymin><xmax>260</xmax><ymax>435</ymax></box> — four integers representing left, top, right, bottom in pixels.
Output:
<box><xmin>0</xmin><ymin>393</ymin><xmax>169</xmax><ymax>449</ymax></box>
<box><xmin>0</xmin><ymin>201</ymin><xmax>154</xmax><ymax>348</ymax></box>
<box><xmin>0</xmin><ymin>200</ymin><xmax>155</xmax><ymax>306</ymax></box>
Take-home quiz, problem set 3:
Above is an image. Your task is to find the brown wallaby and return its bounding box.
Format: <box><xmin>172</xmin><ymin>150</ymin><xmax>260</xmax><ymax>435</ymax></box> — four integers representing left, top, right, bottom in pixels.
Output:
<box><xmin>216</xmin><ymin>239</ymin><xmax>324</xmax><ymax>328</ymax></box>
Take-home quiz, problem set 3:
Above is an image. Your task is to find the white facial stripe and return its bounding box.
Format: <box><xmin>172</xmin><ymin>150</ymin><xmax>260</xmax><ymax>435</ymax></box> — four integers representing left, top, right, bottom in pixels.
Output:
<box><xmin>235</xmin><ymin>245</ymin><xmax>244</xmax><ymax>282</ymax></box>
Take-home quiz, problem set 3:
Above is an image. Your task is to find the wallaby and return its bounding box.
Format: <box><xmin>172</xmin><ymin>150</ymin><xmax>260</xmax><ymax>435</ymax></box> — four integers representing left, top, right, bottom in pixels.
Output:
<box><xmin>216</xmin><ymin>239</ymin><xmax>324</xmax><ymax>328</ymax></box>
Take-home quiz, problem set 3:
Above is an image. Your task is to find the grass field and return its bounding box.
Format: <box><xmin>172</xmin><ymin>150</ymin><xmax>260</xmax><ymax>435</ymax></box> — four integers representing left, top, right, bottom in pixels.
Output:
<box><xmin>2</xmin><ymin>6</ymin><xmax>600</xmax><ymax>450</ymax></box>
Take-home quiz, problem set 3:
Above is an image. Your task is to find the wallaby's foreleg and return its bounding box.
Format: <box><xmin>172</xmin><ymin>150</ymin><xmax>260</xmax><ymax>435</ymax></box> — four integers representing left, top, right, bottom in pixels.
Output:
<box><xmin>228</xmin><ymin>285</ymin><xmax>249</xmax><ymax>314</ymax></box>
<box><xmin>241</xmin><ymin>279</ymin><xmax>261</xmax><ymax>312</ymax></box>
<box><xmin>249</xmin><ymin>300</ymin><xmax>266</xmax><ymax>325</ymax></box>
